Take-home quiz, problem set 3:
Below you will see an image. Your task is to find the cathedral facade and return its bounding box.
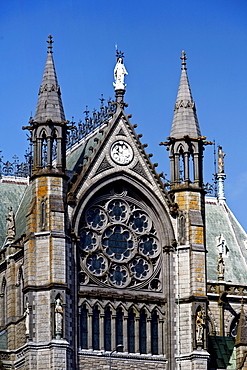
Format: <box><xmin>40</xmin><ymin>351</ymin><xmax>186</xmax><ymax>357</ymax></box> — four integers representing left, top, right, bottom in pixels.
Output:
<box><xmin>0</xmin><ymin>37</ymin><xmax>247</xmax><ymax>370</ymax></box>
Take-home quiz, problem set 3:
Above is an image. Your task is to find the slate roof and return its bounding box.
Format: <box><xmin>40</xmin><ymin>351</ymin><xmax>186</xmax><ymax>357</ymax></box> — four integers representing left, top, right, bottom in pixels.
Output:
<box><xmin>0</xmin><ymin>177</ymin><xmax>28</xmax><ymax>247</ymax></box>
<box><xmin>205</xmin><ymin>196</ymin><xmax>247</xmax><ymax>283</ymax></box>
<box><xmin>208</xmin><ymin>336</ymin><xmax>236</xmax><ymax>369</ymax></box>
<box><xmin>34</xmin><ymin>36</ymin><xmax>65</xmax><ymax>123</ymax></box>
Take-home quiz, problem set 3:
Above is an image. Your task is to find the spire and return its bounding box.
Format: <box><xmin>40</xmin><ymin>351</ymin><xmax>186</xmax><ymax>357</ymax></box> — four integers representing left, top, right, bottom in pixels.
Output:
<box><xmin>170</xmin><ymin>51</ymin><xmax>201</xmax><ymax>138</ymax></box>
<box><xmin>34</xmin><ymin>35</ymin><xmax>65</xmax><ymax>123</ymax></box>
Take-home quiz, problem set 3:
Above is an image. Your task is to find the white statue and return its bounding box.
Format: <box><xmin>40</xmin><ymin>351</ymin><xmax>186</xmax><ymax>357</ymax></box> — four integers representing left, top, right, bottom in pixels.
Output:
<box><xmin>24</xmin><ymin>301</ymin><xmax>30</xmax><ymax>336</ymax></box>
<box><xmin>55</xmin><ymin>297</ymin><xmax>63</xmax><ymax>339</ymax></box>
<box><xmin>113</xmin><ymin>57</ymin><xmax>128</xmax><ymax>90</ymax></box>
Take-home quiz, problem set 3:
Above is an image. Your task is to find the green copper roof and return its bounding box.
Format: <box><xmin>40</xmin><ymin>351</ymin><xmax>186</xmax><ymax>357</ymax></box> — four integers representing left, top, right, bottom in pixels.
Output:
<box><xmin>205</xmin><ymin>196</ymin><xmax>247</xmax><ymax>283</ymax></box>
<box><xmin>0</xmin><ymin>178</ymin><xmax>28</xmax><ymax>247</ymax></box>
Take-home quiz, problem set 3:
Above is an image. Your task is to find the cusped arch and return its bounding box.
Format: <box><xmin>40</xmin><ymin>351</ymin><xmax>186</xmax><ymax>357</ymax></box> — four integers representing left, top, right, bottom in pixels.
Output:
<box><xmin>79</xmin><ymin>299</ymin><xmax>92</xmax><ymax>314</ymax></box>
<box><xmin>115</xmin><ymin>303</ymin><xmax>128</xmax><ymax>316</ymax></box>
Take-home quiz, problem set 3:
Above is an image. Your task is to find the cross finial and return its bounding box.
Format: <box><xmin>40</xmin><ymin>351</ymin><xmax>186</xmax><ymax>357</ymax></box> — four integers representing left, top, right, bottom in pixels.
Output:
<box><xmin>180</xmin><ymin>50</ymin><xmax>187</xmax><ymax>70</ymax></box>
<box><xmin>47</xmin><ymin>34</ymin><xmax>54</xmax><ymax>54</ymax></box>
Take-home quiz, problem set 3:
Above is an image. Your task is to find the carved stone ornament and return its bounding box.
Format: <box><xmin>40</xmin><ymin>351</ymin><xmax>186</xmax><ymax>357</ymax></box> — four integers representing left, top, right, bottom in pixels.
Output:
<box><xmin>196</xmin><ymin>307</ymin><xmax>206</xmax><ymax>347</ymax></box>
<box><xmin>55</xmin><ymin>297</ymin><xmax>63</xmax><ymax>339</ymax></box>
<box><xmin>5</xmin><ymin>206</ymin><xmax>15</xmax><ymax>240</ymax></box>
<box><xmin>110</xmin><ymin>140</ymin><xmax>134</xmax><ymax>165</ymax></box>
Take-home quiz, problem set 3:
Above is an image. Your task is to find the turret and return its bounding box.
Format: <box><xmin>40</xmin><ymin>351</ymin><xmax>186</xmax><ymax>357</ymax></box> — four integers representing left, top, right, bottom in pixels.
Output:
<box><xmin>24</xmin><ymin>35</ymin><xmax>68</xmax><ymax>175</ymax></box>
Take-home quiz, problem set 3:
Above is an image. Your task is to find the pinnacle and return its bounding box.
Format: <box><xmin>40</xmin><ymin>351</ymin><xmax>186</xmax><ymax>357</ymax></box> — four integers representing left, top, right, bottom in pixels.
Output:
<box><xmin>34</xmin><ymin>35</ymin><xmax>65</xmax><ymax>123</ymax></box>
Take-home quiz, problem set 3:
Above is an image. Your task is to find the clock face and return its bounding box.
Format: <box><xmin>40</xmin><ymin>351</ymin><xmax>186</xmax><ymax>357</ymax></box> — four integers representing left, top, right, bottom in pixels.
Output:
<box><xmin>110</xmin><ymin>140</ymin><xmax>134</xmax><ymax>165</ymax></box>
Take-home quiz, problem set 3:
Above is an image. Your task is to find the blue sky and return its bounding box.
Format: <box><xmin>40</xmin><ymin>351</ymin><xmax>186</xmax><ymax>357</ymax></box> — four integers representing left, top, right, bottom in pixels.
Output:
<box><xmin>1</xmin><ymin>0</ymin><xmax>247</xmax><ymax>230</ymax></box>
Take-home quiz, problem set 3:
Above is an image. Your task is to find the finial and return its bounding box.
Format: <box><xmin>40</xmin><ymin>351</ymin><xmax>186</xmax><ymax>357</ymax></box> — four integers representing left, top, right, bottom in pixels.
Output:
<box><xmin>47</xmin><ymin>34</ymin><xmax>54</xmax><ymax>54</ymax></box>
<box><xmin>180</xmin><ymin>50</ymin><xmax>187</xmax><ymax>70</ymax></box>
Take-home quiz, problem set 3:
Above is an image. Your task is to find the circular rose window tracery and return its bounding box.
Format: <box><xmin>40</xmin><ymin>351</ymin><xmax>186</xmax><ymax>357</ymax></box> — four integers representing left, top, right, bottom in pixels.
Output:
<box><xmin>79</xmin><ymin>194</ymin><xmax>161</xmax><ymax>290</ymax></box>
<box><xmin>102</xmin><ymin>225</ymin><xmax>135</xmax><ymax>262</ymax></box>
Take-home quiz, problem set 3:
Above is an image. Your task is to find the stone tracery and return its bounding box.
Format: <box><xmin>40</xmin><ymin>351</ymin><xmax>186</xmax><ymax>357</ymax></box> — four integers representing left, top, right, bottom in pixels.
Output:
<box><xmin>78</xmin><ymin>190</ymin><xmax>162</xmax><ymax>290</ymax></box>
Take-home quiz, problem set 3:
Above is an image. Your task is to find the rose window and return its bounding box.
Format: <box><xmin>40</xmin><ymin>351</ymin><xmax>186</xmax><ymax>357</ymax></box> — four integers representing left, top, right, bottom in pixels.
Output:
<box><xmin>79</xmin><ymin>195</ymin><xmax>161</xmax><ymax>290</ymax></box>
<box><xmin>102</xmin><ymin>225</ymin><xmax>135</xmax><ymax>262</ymax></box>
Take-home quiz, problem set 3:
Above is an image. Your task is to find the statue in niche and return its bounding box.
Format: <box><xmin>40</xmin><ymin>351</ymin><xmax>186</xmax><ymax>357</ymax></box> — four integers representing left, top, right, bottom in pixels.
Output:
<box><xmin>217</xmin><ymin>253</ymin><xmax>225</xmax><ymax>280</ymax></box>
<box><xmin>5</xmin><ymin>206</ymin><xmax>15</xmax><ymax>240</ymax></box>
<box><xmin>24</xmin><ymin>301</ymin><xmax>30</xmax><ymax>337</ymax></box>
<box><xmin>55</xmin><ymin>297</ymin><xmax>63</xmax><ymax>339</ymax></box>
<box><xmin>113</xmin><ymin>56</ymin><xmax>128</xmax><ymax>91</ymax></box>
<box><xmin>196</xmin><ymin>308</ymin><xmax>205</xmax><ymax>344</ymax></box>
<box><xmin>218</xmin><ymin>146</ymin><xmax>226</xmax><ymax>174</ymax></box>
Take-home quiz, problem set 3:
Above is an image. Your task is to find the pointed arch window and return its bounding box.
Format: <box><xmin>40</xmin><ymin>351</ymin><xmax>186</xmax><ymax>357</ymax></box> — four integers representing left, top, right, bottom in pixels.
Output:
<box><xmin>116</xmin><ymin>308</ymin><xmax>123</xmax><ymax>351</ymax></box>
<box><xmin>128</xmin><ymin>309</ymin><xmax>135</xmax><ymax>353</ymax></box>
<box><xmin>151</xmin><ymin>311</ymin><xmax>159</xmax><ymax>355</ymax></box>
<box><xmin>81</xmin><ymin>305</ymin><xmax>88</xmax><ymax>349</ymax></box>
<box><xmin>139</xmin><ymin>310</ymin><xmax>147</xmax><ymax>354</ymax></box>
<box><xmin>104</xmin><ymin>307</ymin><xmax>111</xmax><ymax>351</ymax></box>
<box><xmin>92</xmin><ymin>306</ymin><xmax>100</xmax><ymax>350</ymax></box>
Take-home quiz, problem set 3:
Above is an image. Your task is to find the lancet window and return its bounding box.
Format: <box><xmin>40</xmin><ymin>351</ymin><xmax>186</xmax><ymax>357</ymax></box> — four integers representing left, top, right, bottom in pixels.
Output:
<box><xmin>79</xmin><ymin>301</ymin><xmax>164</xmax><ymax>355</ymax></box>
